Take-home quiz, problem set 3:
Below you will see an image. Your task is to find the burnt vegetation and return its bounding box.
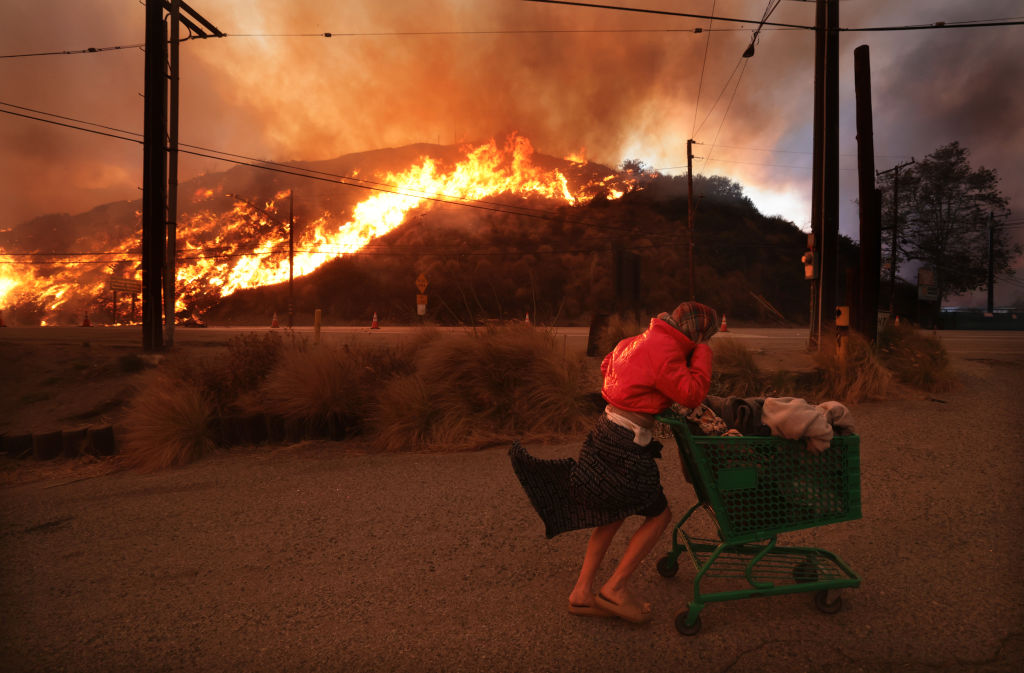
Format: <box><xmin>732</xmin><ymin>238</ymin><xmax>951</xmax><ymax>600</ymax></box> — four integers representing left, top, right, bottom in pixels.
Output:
<box><xmin>210</xmin><ymin>165</ymin><xmax>855</xmax><ymax>326</ymax></box>
<box><xmin>2</xmin><ymin>144</ymin><xmax>861</xmax><ymax>327</ymax></box>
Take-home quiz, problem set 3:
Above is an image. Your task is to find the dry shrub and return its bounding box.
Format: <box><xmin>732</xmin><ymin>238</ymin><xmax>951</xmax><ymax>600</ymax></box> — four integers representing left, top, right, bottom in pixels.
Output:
<box><xmin>256</xmin><ymin>339</ymin><xmax>417</xmax><ymax>433</ymax></box>
<box><xmin>710</xmin><ymin>337</ymin><xmax>764</xmax><ymax>397</ymax></box>
<box><xmin>120</xmin><ymin>370</ymin><xmax>215</xmax><ymax>471</ymax></box>
<box><xmin>814</xmin><ymin>331</ymin><xmax>892</xmax><ymax>403</ymax></box>
<box><xmin>224</xmin><ymin>331</ymin><xmax>285</xmax><ymax>392</ymax></box>
<box><xmin>595</xmin><ymin>313</ymin><xmax>645</xmax><ymax>357</ymax></box>
<box><xmin>162</xmin><ymin>331</ymin><xmax>284</xmax><ymax>413</ymax></box>
<box><xmin>373</xmin><ymin>325</ymin><xmax>597</xmax><ymax>451</ymax></box>
<box><xmin>877</xmin><ymin>323</ymin><xmax>954</xmax><ymax>392</ymax></box>
<box><xmin>259</xmin><ymin>344</ymin><xmax>374</xmax><ymax>421</ymax></box>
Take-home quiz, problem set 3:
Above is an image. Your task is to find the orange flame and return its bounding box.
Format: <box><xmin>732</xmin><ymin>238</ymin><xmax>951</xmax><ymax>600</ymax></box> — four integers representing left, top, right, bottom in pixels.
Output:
<box><xmin>1</xmin><ymin>135</ymin><xmax>634</xmax><ymax>324</ymax></box>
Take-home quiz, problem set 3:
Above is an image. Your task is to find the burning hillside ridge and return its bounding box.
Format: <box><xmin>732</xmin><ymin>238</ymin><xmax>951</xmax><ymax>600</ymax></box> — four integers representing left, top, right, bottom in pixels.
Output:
<box><xmin>0</xmin><ymin>134</ymin><xmax>637</xmax><ymax>326</ymax></box>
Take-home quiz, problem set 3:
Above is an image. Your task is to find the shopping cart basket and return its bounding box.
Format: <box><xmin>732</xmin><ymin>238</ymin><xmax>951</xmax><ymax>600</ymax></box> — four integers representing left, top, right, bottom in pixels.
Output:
<box><xmin>655</xmin><ymin>410</ymin><xmax>861</xmax><ymax>635</ymax></box>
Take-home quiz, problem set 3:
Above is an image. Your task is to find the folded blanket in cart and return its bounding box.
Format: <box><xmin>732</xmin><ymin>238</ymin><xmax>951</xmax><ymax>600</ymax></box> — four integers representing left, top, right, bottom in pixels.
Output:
<box><xmin>695</xmin><ymin>396</ymin><xmax>855</xmax><ymax>454</ymax></box>
<box><xmin>761</xmin><ymin>397</ymin><xmax>855</xmax><ymax>453</ymax></box>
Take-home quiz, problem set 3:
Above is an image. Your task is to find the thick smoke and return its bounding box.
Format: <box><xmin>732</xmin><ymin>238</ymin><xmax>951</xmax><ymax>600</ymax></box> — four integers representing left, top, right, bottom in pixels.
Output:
<box><xmin>2</xmin><ymin>0</ymin><xmax>1021</xmax><ymax>304</ymax></box>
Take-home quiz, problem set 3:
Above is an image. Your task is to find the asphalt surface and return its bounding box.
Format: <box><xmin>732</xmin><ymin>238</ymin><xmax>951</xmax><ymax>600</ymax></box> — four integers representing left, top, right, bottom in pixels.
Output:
<box><xmin>1</xmin><ymin>338</ymin><xmax>1023</xmax><ymax>672</ymax></box>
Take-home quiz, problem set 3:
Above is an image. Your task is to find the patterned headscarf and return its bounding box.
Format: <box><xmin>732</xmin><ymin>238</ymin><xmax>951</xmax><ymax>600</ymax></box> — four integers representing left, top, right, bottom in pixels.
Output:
<box><xmin>658</xmin><ymin>301</ymin><xmax>719</xmax><ymax>343</ymax></box>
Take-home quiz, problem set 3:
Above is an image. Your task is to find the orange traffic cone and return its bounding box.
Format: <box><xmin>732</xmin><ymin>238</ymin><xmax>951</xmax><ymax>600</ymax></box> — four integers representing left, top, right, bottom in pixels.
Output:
<box><xmin>82</xmin><ymin>312</ymin><xmax>91</xmax><ymax>327</ymax></box>
<box><xmin>719</xmin><ymin>314</ymin><xmax>728</xmax><ymax>332</ymax></box>
<box><xmin>370</xmin><ymin>312</ymin><xmax>380</xmax><ymax>329</ymax></box>
<box><xmin>271</xmin><ymin>312</ymin><xmax>280</xmax><ymax>328</ymax></box>
<box><xmin>525</xmin><ymin>312</ymin><xmax>531</xmax><ymax>326</ymax></box>
<box><xmin>894</xmin><ymin>315</ymin><xmax>900</xmax><ymax>327</ymax></box>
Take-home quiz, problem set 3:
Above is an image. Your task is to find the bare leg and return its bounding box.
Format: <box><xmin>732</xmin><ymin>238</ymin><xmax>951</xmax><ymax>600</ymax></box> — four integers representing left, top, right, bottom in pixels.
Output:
<box><xmin>568</xmin><ymin>520</ymin><xmax>624</xmax><ymax>606</ymax></box>
<box><xmin>599</xmin><ymin>506</ymin><xmax>672</xmax><ymax>607</ymax></box>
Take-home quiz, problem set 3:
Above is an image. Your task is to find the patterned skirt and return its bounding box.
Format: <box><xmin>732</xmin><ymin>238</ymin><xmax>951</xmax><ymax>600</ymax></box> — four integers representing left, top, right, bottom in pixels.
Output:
<box><xmin>509</xmin><ymin>416</ymin><xmax>668</xmax><ymax>538</ymax></box>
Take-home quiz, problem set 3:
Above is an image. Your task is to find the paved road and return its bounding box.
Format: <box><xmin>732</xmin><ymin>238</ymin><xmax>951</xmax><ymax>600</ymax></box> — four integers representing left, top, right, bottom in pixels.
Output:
<box><xmin>1</xmin><ymin>331</ymin><xmax>1023</xmax><ymax>672</ymax></box>
<box><xmin>4</xmin><ymin>324</ymin><xmax>1023</xmax><ymax>359</ymax></box>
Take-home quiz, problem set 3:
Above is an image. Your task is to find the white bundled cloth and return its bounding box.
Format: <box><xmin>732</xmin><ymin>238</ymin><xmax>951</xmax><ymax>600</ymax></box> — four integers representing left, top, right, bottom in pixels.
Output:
<box><xmin>760</xmin><ymin>397</ymin><xmax>855</xmax><ymax>453</ymax></box>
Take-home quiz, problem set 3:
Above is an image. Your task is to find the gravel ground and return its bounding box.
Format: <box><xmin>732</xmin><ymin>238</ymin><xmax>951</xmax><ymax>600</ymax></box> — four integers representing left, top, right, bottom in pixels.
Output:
<box><xmin>1</xmin><ymin>355</ymin><xmax>1023</xmax><ymax>673</ymax></box>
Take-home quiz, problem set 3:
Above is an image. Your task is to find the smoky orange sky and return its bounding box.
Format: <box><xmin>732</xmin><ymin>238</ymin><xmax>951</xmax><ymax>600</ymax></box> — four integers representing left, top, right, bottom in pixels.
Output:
<box><xmin>2</xmin><ymin>0</ymin><xmax>1022</xmax><ymax>304</ymax></box>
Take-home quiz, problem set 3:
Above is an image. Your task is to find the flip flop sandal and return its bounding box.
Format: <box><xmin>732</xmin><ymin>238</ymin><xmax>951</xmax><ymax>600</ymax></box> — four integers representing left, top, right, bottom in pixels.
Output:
<box><xmin>594</xmin><ymin>592</ymin><xmax>653</xmax><ymax>624</ymax></box>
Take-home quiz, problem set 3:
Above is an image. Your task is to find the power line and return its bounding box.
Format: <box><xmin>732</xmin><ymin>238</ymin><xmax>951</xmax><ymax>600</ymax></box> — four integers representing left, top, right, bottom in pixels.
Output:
<box><xmin>0</xmin><ymin>25</ymin><xmax>768</xmax><ymax>58</ymax></box>
<box><xmin>0</xmin><ymin>43</ymin><xmax>146</xmax><ymax>59</ymax></box>
<box><xmin>657</xmin><ymin>157</ymin><xmax>858</xmax><ymax>172</ymax></box>
<box><xmin>224</xmin><ymin>27</ymin><xmax>754</xmax><ymax>37</ymax></box>
<box><xmin>8</xmin><ymin>7</ymin><xmax>1023</xmax><ymax>60</ymax></box>
<box><xmin>700</xmin><ymin>59</ymin><xmax>750</xmax><ymax>174</ymax></box>
<box><xmin>709</xmin><ymin>143</ymin><xmax>913</xmax><ymax>160</ymax></box>
<box><xmin>0</xmin><ymin>102</ymin><xmax>648</xmax><ymax>237</ymax></box>
<box><xmin>522</xmin><ymin>0</ymin><xmax>1024</xmax><ymax>31</ymax></box>
<box><xmin>698</xmin><ymin>0</ymin><xmax>782</xmax><ymax>171</ymax></box>
<box><xmin>690</xmin><ymin>1</ymin><xmax>716</xmax><ymax>138</ymax></box>
<box><xmin>693</xmin><ymin>57</ymin><xmax>744</xmax><ymax>138</ymax></box>
<box><xmin>1</xmin><ymin>237</ymin><xmax>814</xmax><ymax>266</ymax></box>
<box><xmin>0</xmin><ymin>107</ymin><xmax>142</xmax><ymax>144</ymax></box>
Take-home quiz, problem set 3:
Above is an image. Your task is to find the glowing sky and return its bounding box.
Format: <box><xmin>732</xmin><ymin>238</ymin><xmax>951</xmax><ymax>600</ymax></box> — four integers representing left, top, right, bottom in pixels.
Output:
<box><xmin>2</xmin><ymin>0</ymin><xmax>1022</xmax><ymax>304</ymax></box>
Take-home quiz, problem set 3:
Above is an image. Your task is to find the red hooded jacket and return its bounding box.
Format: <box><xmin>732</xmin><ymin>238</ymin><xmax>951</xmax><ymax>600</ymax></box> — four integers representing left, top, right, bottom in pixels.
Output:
<box><xmin>601</xmin><ymin>318</ymin><xmax>713</xmax><ymax>414</ymax></box>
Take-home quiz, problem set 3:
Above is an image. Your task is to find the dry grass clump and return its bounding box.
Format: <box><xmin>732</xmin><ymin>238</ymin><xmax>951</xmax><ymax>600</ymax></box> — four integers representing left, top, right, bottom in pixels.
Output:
<box><xmin>257</xmin><ymin>341</ymin><xmax>409</xmax><ymax>427</ymax></box>
<box><xmin>709</xmin><ymin>337</ymin><xmax>764</xmax><ymax>397</ymax></box>
<box><xmin>814</xmin><ymin>331</ymin><xmax>893</xmax><ymax>403</ymax></box>
<box><xmin>877</xmin><ymin>323</ymin><xmax>954</xmax><ymax>392</ymax></box>
<box><xmin>373</xmin><ymin>325</ymin><xmax>597</xmax><ymax>451</ymax></box>
<box><xmin>162</xmin><ymin>331</ymin><xmax>284</xmax><ymax>413</ymax></box>
<box><xmin>119</xmin><ymin>370</ymin><xmax>215</xmax><ymax>471</ymax></box>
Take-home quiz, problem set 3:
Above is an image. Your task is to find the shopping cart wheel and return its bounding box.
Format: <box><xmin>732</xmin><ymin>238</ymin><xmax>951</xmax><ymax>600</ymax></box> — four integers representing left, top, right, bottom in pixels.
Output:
<box><xmin>675</xmin><ymin>610</ymin><xmax>702</xmax><ymax>636</ymax></box>
<box><xmin>814</xmin><ymin>589</ymin><xmax>843</xmax><ymax>614</ymax></box>
<box><xmin>657</xmin><ymin>554</ymin><xmax>679</xmax><ymax>578</ymax></box>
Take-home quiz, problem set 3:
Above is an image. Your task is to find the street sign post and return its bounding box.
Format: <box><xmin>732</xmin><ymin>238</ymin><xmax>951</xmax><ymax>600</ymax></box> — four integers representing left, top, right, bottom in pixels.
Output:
<box><xmin>917</xmin><ymin>268</ymin><xmax>938</xmax><ymax>301</ymax></box>
<box><xmin>416</xmin><ymin>274</ymin><xmax>428</xmax><ymax>316</ymax></box>
<box><xmin>109</xmin><ymin>278</ymin><xmax>143</xmax><ymax>293</ymax></box>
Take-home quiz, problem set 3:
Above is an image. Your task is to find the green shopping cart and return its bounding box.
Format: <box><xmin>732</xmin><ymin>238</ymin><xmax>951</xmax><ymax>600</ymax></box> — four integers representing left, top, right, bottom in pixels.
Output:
<box><xmin>655</xmin><ymin>410</ymin><xmax>862</xmax><ymax>636</ymax></box>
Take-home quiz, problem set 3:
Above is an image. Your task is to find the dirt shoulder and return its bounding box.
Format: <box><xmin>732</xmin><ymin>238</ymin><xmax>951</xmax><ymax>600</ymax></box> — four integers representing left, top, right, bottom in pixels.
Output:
<box><xmin>1</xmin><ymin>343</ymin><xmax>1022</xmax><ymax>671</ymax></box>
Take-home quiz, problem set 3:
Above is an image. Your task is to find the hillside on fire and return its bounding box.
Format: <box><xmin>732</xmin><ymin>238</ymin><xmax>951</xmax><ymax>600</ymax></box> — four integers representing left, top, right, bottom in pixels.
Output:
<box><xmin>0</xmin><ymin>136</ymin><xmax>855</xmax><ymax>326</ymax></box>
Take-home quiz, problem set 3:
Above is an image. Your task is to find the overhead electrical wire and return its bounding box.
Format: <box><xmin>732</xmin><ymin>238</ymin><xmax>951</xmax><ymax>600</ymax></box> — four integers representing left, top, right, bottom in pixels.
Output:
<box><xmin>521</xmin><ymin>0</ymin><xmax>1024</xmax><ymax>31</ymax></box>
<box><xmin>224</xmin><ymin>27</ymin><xmax>752</xmax><ymax>37</ymax></box>
<box><xmin>698</xmin><ymin>60</ymin><xmax>749</xmax><ymax>174</ymax></box>
<box><xmin>0</xmin><ymin>102</ymin><xmax>666</xmax><ymax>239</ymax></box>
<box><xmin>0</xmin><ymin>25</ymin><xmax>762</xmax><ymax>58</ymax></box>
<box><xmin>696</xmin><ymin>0</ymin><xmax>783</xmax><ymax>174</ymax></box>
<box><xmin>689</xmin><ymin>0</ymin><xmax>716</xmax><ymax>138</ymax></box>
<box><xmin>0</xmin><ymin>103</ymin><xmax>698</xmax><ymax>267</ymax></box>
<box><xmin>4</xmin><ymin>6</ymin><xmax>1023</xmax><ymax>58</ymax></box>
<box><xmin>692</xmin><ymin>57</ymin><xmax>744</xmax><ymax>138</ymax></box>
<box><xmin>1</xmin><ymin>236</ymin><xmax>812</xmax><ymax>266</ymax></box>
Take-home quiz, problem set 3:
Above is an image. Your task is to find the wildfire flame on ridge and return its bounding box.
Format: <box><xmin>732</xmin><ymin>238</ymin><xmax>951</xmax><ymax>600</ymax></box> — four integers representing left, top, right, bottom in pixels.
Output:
<box><xmin>0</xmin><ymin>134</ymin><xmax>634</xmax><ymax>324</ymax></box>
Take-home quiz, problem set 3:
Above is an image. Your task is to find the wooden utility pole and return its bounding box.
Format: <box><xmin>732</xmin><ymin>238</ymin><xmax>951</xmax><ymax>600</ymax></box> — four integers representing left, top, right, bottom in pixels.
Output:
<box><xmin>810</xmin><ymin>0</ymin><xmax>839</xmax><ymax>350</ymax></box>
<box><xmin>164</xmin><ymin>0</ymin><xmax>180</xmax><ymax>347</ymax></box>
<box><xmin>142</xmin><ymin>0</ymin><xmax>167</xmax><ymax>351</ymax></box>
<box><xmin>140</xmin><ymin>1</ymin><xmax>221</xmax><ymax>351</ymax></box>
<box><xmin>686</xmin><ymin>138</ymin><xmax>696</xmax><ymax>300</ymax></box>
<box><xmin>854</xmin><ymin>44</ymin><xmax>880</xmax><ymax>342</ymax></box>
<box><xmin>288</xmin><ymin>189</ymin><xmax>295</xmax><ymax>328</ymax></box>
